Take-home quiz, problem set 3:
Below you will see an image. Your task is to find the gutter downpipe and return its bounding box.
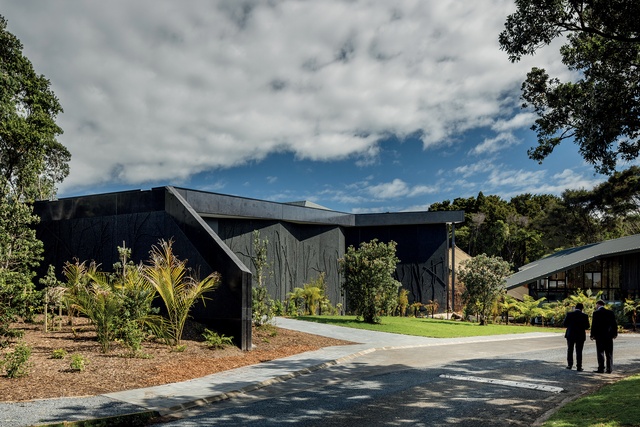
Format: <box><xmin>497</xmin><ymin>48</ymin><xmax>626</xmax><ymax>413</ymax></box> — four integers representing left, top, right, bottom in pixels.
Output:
<box><xmin>451</xmin><ymin>223</ymin><xmax>456</xmax><ymax>315</ymax></box>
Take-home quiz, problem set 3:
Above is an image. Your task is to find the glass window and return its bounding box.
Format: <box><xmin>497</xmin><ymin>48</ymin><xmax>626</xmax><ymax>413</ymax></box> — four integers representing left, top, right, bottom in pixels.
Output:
<box><xmin>585</xmin><ymin>271</ymin><xmax>602</xmax><ymax>288</ymax></box>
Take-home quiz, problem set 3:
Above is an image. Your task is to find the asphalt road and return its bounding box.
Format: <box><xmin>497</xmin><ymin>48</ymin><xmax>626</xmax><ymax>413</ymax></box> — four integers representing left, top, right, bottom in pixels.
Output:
<box><xmin>152</xmin><ymin>334</ymin><xmax>640</xmax><ymax>426</ymax></box>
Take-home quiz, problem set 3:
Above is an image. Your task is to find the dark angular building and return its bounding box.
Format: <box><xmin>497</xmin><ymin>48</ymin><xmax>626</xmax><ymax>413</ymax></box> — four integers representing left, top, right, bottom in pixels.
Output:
<box><xmin>34</xmin><ymin>186</ymin><xmax>464</xmax><ymax>350</ymax></box>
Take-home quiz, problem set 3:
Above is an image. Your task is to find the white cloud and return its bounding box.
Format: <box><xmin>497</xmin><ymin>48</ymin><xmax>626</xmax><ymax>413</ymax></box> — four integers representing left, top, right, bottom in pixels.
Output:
<box><xmin>365</xmin><ymin>178</ymin><xmax>437</xmax><ymax>199</ymax></box>
<box><xmin>470</xmin><ymin>133</ymin><xmax>520</xmax><ymax>155</ymax></box>
<box><xmin>453</xmin><ymin>160</ymin><xmax>496</xmax><ymax>178</ymax></box>
<box><xmin>367</xmin><ymin>179</ymin><xmax>410</xmax><ymax>199</ymax></box>
<box><xmin>474</xmin><ymin>166</ymin><xmax>604</xmax><ymax>200</ymax></box>
<box><xmin>491</xmin><ymin>113</ymin><xmax>537</xmax><ymax>132</ymax></box>
<box><xmin>0</xmin><ymin>0</ymin><xmax>567</xmax><ymax>195</ymax></box>
<box><xmin>549</xmin><ymin>169</ymin><xmax>604</xmax><ymax>192</ymax></box>
<box><xmin>487</xmin><ymin>168</ymin><xmax>546</xmax><ymax>190</ymax></box>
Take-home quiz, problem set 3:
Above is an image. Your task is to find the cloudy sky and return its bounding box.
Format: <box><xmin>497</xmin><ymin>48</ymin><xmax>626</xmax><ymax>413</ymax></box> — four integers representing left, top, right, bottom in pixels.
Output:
<box><xmin>2</xmin><ymin>0</ymin><xmax>607</xmax><ymax>212</ymax></box>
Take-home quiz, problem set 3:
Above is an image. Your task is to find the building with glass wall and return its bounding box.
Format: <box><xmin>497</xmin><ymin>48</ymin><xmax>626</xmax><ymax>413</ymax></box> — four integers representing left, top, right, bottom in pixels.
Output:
<box><xmin>506</xmin><ymin>234</ymin><xmax>640</xmax><ymax>302</ymax></box>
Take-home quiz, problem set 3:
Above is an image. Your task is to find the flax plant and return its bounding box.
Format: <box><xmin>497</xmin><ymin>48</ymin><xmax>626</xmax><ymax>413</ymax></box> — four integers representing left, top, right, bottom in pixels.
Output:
<box><xmin>143</xmin><ymin>239</ymin><xmax>221</xmax><ymax>347</ymax></box>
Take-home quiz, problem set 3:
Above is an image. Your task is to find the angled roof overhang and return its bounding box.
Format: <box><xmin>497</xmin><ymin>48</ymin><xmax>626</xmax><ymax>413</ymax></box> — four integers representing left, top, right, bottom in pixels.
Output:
<box><xmin>171</xmin><ymin>186</ymin><xmax>464</xmax><ymax>227</ymax></box>
<box><xmin>506</xmin><ymin>234</ymin><xmax>640</xmax><ymax>289</ymax></box>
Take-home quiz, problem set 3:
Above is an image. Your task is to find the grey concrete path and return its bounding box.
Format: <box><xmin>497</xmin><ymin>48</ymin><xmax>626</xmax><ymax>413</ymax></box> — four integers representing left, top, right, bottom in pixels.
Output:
<box><xmin>0</xmin><ymin>318</ymin><xmax>560</xmax><ymax>427</ymax></box>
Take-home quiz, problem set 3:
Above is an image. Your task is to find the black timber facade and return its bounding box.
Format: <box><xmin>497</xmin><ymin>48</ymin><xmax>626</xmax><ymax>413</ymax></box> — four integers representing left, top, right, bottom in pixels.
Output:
<box><xmin>34</xmin><ymin>186</ymin><xmax>464</xmax><ymax>350</ymax></box>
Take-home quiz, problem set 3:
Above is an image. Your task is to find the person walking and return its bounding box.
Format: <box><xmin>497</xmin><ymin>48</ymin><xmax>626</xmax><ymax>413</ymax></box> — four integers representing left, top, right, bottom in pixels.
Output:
<box><xmin>590</xmin><ymin>299</ymin><xmax>618</xmax><ymax>373</ymax></box>
<box><xmin>563</xmin><ymin>302</ymin><xmax>590</xmax><ymax>371</ymax></box>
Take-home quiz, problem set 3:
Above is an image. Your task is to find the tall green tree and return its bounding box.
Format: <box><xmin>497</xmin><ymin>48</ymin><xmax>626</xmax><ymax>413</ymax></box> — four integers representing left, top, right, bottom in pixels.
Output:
<box><xmin>339</xmin><ymin>239</ymin><xmax>401</xmax><ymax>324</ymax></box>
<box><xmin>0</xmin><ymin>15</ymin><xmax>69</xmax><ymax>200</ymax></box>
<box><xmin>459</xmin><ymin>254</ymin><xmax>512</xmax><ymax>325</ymax></box>
<box><xmin>590</xmin><ymin>166</ymin><xmax>640</xmax><ymax>235</ymax></box>
<box><xmin>0</xmin><ymin>15</ymin><xmax>69</xmax><ymax>333</ymax></box>
<box><xmin>499</xmin><ymin>0</ymin><xmax>640</xmax><ymax>174</ymax></box>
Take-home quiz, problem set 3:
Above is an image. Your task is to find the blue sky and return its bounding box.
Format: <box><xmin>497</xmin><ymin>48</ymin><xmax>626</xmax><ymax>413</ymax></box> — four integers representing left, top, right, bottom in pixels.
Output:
<box><xmin>1</xmin><ymin>1</ymin><xmax>608</xmax><ymax>212</ymax></box>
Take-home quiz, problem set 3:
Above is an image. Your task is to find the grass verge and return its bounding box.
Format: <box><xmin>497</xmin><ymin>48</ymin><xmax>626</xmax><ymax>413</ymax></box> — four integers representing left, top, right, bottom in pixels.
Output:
<box><xmin>542</xmin><ymin>374</ymin><xmax>640</xmax><ymax>427</ymax></box>
<box><xmin>295</xmin><ymin>315</ymin><xmax>563</xmax><ymax>338</ymax></box>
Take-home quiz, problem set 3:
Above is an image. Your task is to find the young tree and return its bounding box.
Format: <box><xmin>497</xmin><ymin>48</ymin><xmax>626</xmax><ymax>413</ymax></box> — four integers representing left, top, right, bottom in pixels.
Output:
<box><xmin>339</xmin><ymin>239</ymin><xmax>401</xmax><ymax>324</ymax></box>
<box><xmin>459</xmin><ymin>254</ymin><xmax>511</xmax><ymax>325</ymax></box>
<box><xmin>0</xmin><ymin>198</ymin><xmax>43</xmax><ymax>336</ymax></box>
<box><xmin>0</xmin><ymin>15</ymin><xmax>70</xmax><ymax>333</ymax></box>
<box><xmin>251</xmin><ymin>230</ymin><xmax>274</xmax><ymax>326</ymax></box>
<box><xmin>499</xmin><ymin>1</ymin><xmax>640</xmax><ymax>174</ymax></box>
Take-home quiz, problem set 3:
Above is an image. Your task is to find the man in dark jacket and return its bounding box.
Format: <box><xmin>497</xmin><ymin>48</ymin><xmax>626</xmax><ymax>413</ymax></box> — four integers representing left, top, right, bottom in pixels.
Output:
<box><xmin>563</xmin><ymin>302</ymin><xmax>590</xmax><ymax>371</ymax></box>
<box><xmin>590</xmin><ymin>300</ymin><xmax>618</xmax><ymax>373</ymax></box>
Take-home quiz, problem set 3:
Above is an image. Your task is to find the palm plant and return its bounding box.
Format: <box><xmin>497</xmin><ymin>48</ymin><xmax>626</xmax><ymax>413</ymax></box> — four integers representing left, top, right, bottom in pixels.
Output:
<box><xmin>143</xmin><ymin>239</ymin><xmax>220</xmax><ymax>347</ymax></box>
<box><xmin>514</xmin><ymin>295</ymin><xmax>546</xmax><ymax>325</ymax></box>
<box><xmin>540</xmin><ymin>302</ymin><xmax>565</xmax><ymax>327</ymax></box>
<box><xmin>302</xmin><ymin>284</ymin><xmax>323</xmax><ymax>315</ymax></box>
<box><xmin>499</xmin><ymin>295</ymin><xmax>518</xmax><ymax>324</ymax></box>
<box><xmin>566</xmin><ymin>288</ymin><xmax>602</xmax><ymax>316</ymax></box>
<box><xmin>72</xmin><ymin>268</ymin><xmax>121</xmax><ymax>353</ymax></box>
<box><xmin>287</xmin><ymin>287</ymin><xmax>307</xmax><ymax>316</ymax></box>
<box><xmin>61</xmin><ymin>260</ymin><xmax>91</xmax><ymax>326</ymax></box>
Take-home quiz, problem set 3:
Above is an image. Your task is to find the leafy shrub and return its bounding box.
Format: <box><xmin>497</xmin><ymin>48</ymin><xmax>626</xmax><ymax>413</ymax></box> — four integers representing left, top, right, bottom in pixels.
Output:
<box><xmin>116</xmin><ymin>319</ymin><xmax>146</xmax><ymax>355</ymax></box>
<box><xmin>70</xmin><ymin>354</ymin><xmax>87</xmax><ymax>371</ymax></box>
<box><xmin>272</xmin><ymin>299</ymin><xmax>285</xmax><ymax>316</ymax></box>
<box><xmin>339</xmin><ymin>239</ymin><xmax>401</xmax><ymax>324</ymax></box>
<box><xmin>51</xmin><ymin>349</ymin><xmax>67</xmax><ymax>359</ymax></box>
<box><xmin>397</xmin><ymin>289</ymin><xmax>409</xmax><ymax>316</ymax></box>
<box><xmin>2</xmin><ymin>342</ymin><xmax>32</xmax><ymax>378</ymax></box>
<box><xmin>202</xmin><ymin>329</ymin><xmax>234</xmax><ymax>349</ymax></box>
<box><xmin>285</xmin><ymin>298</ymin><xmax>299</xmax><ymax>317</ymax></box>
<box><xmin>459</xmin><ymin>254</ymin><xmax>512</xmax><ymax>325</ymax></box>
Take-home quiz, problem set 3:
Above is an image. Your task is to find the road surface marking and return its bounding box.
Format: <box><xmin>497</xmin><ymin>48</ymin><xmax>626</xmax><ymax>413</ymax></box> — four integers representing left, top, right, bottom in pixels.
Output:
<box><xmin>439</xmin><ymin>374</ymin><xmax>563</xmax><ymax>393</ymax></box>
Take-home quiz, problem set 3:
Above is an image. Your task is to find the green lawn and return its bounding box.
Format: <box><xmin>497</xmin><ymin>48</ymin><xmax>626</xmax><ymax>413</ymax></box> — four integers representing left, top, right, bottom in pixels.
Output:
<box><xmin>294</xmin><ymin>315</ymin><xmax>638</xmax><ymax>426</ymax></box>
<box><xmin>543</xmin><ymin>374</ymin><xmax>640</xmax><ymax>427</ymax></box>
<box><xmin>295</xmin><ymin>315</ymin><xmax>564</xmax><ymax>338</ymax></box>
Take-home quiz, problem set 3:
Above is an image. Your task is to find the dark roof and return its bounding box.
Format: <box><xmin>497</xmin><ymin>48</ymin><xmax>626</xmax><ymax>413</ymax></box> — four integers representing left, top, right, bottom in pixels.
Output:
<box><xmin>38</xmin><ymin>186</ymin><xmax>465</xmax><ymax>227</ymax></box>
<box><xmin>506</xmin><ymin>234</ymin><xmax>640</xmax><ymax>289</ymax></box>
<box><xmin>173</xmin><ymin>186</ymin><xmax>464</xmax><ymax>226</ymax></box>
